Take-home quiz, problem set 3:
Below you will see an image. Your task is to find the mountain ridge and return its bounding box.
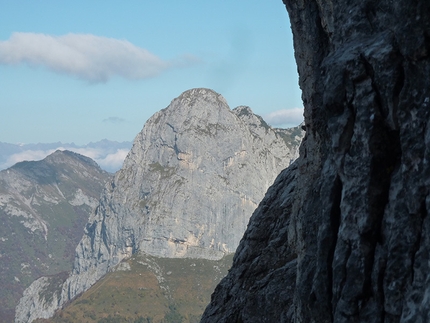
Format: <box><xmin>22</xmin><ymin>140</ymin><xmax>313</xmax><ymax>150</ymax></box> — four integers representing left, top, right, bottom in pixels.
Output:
<box><xmin>0</xmin><ymin>150</ymin><xmax>111</xmax><ymax>323</ymax></box>
<box><xmin>16</xmin><ymin>88</ymin><xmax>304</xmax><ymax>322</ymax></box>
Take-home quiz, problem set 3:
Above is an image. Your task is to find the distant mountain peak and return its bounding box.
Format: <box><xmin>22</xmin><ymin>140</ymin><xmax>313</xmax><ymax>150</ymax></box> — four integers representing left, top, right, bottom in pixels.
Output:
<box><xmin>0</xmin><ymin>140</ymin><xmax>133</xmax><ymax>173</ymax></box>
<box><xmin>45</xmin><ymin>149</ymin><xmax>102</xmax><ymax>169</ymax></box>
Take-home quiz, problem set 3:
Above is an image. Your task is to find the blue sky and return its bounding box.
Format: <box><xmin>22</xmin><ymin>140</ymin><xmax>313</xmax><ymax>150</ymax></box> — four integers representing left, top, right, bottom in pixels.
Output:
<box><xmin>0</xmin><ymin>0</ymin><xmax>303</xmax><ymax>146</ymax></box>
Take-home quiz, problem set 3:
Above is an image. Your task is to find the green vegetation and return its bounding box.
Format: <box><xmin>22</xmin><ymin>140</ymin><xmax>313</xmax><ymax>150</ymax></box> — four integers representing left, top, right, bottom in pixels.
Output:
<box><xmin>235</xmin><ymin>106</ymin><xmax>270</xmax><ymax>132</ymax></box>
<box><xmin>148</xmin><ymin>163</ymin><xmax>176</xmax><ymax>179</ymax></box>
<box><xmin>152</xmin><ymin>112</ymin><xmax>163</xmax><ymax>125</ymax></box>
<box><xmin>256</xmin><ymin>115</ymin><xmax>271</xmax><ymax>131</ymax></box>
<box><xmin>194</xmin><ymin>123</ymin><xmax>227</xmax><ymax>137</ymax></box>
<box><xmin>40</xmin><ymin>253</ymin><xmax>234</xmax><ymax>323</ymax></box>
<box><xmin>275</xmin><ymin>125</ymin><xmax>303</xmax><ymax>149</ymax></box>
<box><xmin>38</xmin><ymin>272</ymin><xmax>69</xmax><ymax>304</ymax></box>
<box><xmin>235</xmin><ymin>106</ymin><xmax>252</xmax><ymax>118</ymax></box>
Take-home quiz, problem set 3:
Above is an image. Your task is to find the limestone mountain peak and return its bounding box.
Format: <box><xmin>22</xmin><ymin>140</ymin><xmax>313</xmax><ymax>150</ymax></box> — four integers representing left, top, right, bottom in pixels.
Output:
<box><xmin>15</xmin><ymin>88</ymin><xmax>304</xmax><ymax>322</ymax></box>
<box><xmin>175</xmin><ymin>87</ymin><xmax>228</xmax><ymax>107</ymax></box>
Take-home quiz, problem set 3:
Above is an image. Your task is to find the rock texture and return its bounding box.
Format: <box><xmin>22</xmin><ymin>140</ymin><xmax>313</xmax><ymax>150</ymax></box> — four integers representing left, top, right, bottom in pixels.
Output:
<box><xmin>201</xmin><ymin>1</ymin><xmax>430</xmax><ymax>322</ymax></box>
<box><xmin>16</xmin><ymin>88</ymin><xmax>303</xmax><ymax>322</ymax></box>
<box><xmin>0</xmin><ymin>150</ymin><xmax>110</xmax><ymax>323</ymax></box>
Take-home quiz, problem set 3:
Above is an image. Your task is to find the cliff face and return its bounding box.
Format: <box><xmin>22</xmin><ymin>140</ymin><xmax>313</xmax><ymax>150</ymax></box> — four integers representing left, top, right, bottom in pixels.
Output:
<box><xmin>0</xmin><ymin>151</ymin><xmax>110</xmax><ymax>323</ymax></box>
<box><xmin>79</xmin><ymin>89</ymin><xmax>299</xmax><ymax>263</ymax></box>
<box><xmin>202</xmin><ymin>1</ymin><xmax>430</xmax><ymax>322</ymax></box>
<box><xmin>16</xmin><ymin>88</ymin><xmax>303</xmax><ymax>322</ymax></box>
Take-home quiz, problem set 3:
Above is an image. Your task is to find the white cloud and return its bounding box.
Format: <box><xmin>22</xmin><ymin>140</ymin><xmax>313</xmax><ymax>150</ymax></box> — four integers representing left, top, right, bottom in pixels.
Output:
<box><xmin>0</xmin><ymin>32</ymin><xmax>193</xmax><ymax>82</ymax></box>
<box><xmin>264</xmin><ymin>108</ymin><xmax>304</xmax><ymax>127</ymax></box>
<box><xmin>95</xmin><ymin>149</ymin><xmax>129</xmax><ymax>172</ymax></box>
<box><xmin>62</xmin><ymin>147</ymin><xmax>129</xmax><ymax>172</ymax></box>
<box><xmin>1</xmin><ymin>150</ymin><xmax>57</xmax><ymax>169</ymax></box>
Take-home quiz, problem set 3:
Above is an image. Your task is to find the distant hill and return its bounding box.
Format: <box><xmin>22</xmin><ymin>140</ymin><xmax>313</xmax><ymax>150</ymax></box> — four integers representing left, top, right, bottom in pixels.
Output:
<box><xmin>0</xmin><ymin>140</ymin><xmax>133</xmax><ymax>173</ymax></box>
<box><xmin>0</xmin><ymin>150</ymin><xmax>111</xmax><ymax>322</ymax></box>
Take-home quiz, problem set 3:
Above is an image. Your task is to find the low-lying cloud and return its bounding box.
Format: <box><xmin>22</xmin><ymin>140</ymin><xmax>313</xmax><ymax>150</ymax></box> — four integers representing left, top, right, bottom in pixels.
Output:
<box><xmin>66</xmin><ymin>147</ymin><xmax>129</xmax><ymax>172</ymax></box>
<box><xmin>264</xmin><ymin>108</ymin><xmax>304</xmax><ymax>127</ymax></box>
<box><xmin>3</xmin><ymin>150</ymin><xmax>53</xmax><ymax>168</ymax></box>
<box><xmin>0</xmin><ymin>32</ymin><xmax>194</xmax><ymax>82</ymax></box>
<box><xmin>94</xmin><ymin>149</ymin><xmax>129</xmax><ymax>171</ymax></box>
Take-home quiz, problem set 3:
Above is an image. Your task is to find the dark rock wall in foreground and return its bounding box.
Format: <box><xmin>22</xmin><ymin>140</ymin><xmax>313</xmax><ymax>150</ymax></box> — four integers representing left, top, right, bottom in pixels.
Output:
<box><xmin>202</xmin><ymin>0</ymin><xmax>430</xmax><ymax>322</ymax></box>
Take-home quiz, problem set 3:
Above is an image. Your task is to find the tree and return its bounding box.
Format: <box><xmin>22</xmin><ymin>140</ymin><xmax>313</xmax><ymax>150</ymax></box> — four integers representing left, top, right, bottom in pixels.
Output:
<box><xmin>201</xmin><ymin>0</ymin><xmax>430</xmax><ymax>322</ymax></box>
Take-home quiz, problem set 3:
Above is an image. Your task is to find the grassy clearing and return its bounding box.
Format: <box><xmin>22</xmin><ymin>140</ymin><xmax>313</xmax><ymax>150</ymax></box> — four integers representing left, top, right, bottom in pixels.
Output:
<box><xmin>37</xmin><ymin>253</ymin><xmax>233</xmax><ymax>323</ymax></box>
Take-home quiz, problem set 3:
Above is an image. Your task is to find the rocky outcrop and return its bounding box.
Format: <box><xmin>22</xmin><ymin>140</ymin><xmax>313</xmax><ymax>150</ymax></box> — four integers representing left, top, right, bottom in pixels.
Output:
<box><xmin>0</xmin><ymin>150</ymin><xmax>110</xmax><ymax>323</ymax></box>
<box><xmin>201</xmin><ymin>0</ymin><xmax>430</xmax><ymax>322</ymax></box>
<box><xmin>16</xmin><ymin>88</ymin><xmax>303</xmax><ymax>322</ymax></box>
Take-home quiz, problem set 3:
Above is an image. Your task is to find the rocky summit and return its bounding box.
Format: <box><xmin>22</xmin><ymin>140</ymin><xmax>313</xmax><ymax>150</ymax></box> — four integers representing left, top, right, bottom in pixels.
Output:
<box><xmin>0</xmin><ymin>150</ymin><xmax>110</xmax><ymax>323</ymax></box>
<box><xmin>15</xmin><ymin>88</ymin><xmax>303</xmax><ymax>322</ymax></box>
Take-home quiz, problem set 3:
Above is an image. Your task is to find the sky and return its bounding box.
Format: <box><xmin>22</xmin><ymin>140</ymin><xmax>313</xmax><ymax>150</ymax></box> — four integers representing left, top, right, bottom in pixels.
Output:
<box><xmin>0</xmin><ymin>0</ymin><xmax>303</xmax><ymax>147</ymax></box>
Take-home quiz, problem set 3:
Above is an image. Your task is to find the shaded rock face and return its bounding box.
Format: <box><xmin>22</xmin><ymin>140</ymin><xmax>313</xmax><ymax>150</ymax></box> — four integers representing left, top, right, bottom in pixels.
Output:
<box><xmin>16</xmin><ymin>88</ymin><xmax>303</xmax><ymax>322</ymax></box>
<box><xmin>202</xmin><ymin>1</ymin><xmax>430</xmax><ymax>323</ymax></box>
<box><xmin>0</xmin><ymin>151</ymin><xmax>110</xmax><ymax>323</ymax></box>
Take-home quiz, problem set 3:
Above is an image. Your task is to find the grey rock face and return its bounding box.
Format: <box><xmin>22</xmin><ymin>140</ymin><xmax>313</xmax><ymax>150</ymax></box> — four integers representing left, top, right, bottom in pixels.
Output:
<box><xmin>0</xmin><ymin>150</ymin><xmax>110</xmax><ymax>323</ymax></box>
<box><xmin>201</xmin><ymin>1</ymin><xmax>430</xmax><ymax>322</ymax></box>
<box><xmin>15</xmin><ymin>273</ymin><xmax>68</xmax><ymax>323</ymax></box>
<box><xmin>16</xmin><ymin>88</ymin><xmax>303</xmax><ymax>322</ymax></box>
<box><xmin>201</xmin><ymin>163</ymin><xmax>299</xmax><ymax>323</ymax></box>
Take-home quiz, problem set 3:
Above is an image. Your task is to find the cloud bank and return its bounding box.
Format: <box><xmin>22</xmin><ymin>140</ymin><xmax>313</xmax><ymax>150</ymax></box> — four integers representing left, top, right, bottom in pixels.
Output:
<box><xmin>264</xmin><ymin>108</ymin><xmax>304</xmax><ymax>127</ymax></box>
<box><xmin>0</xmin><ymin>32</ymin><xmax>192</xmax><ymax>82</ymax></box>
<box><xmin>68</xmin><ymin>147</ymin><xmax>130</xmax><ymax>172</ymax></box>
